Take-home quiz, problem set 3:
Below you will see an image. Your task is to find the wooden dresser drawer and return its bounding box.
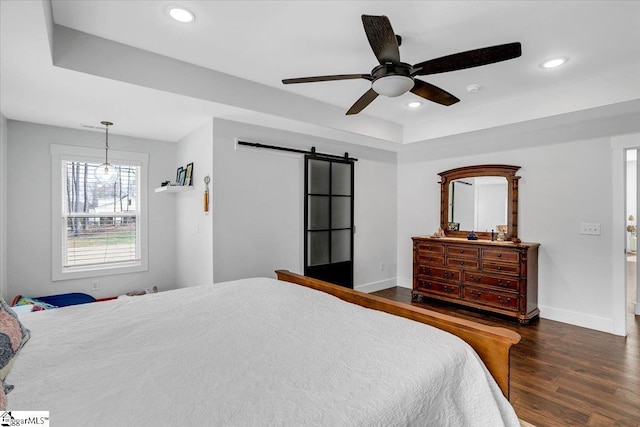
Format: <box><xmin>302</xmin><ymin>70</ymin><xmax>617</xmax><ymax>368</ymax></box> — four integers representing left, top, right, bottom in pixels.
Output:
<box><xmin>412</xmin><ymin>236</ymin><xmax>539</xmax><ymax>324</ymax></box>
<box><xmin>446</xmin><ymin>245</ymin><xmax>480</xmax><ymax>258</ymax></box>
<box><xmin>417</xmin><ymin>243</ymin><xmax>445</xmax><ymax>254</ymax></box>
<box><xmin>416</xmin><ymin>278</ymin><xmax>460</xmax><ymax>298</ymax></box>
<box><xmin>417</xmin><ymin>253</ymin><xmax>445</xmax><ymax>266</ymax></box>
<box><xmin>417</xmin><ymin>265</ymin><xmax>459</xmax><ymax>282</ymax></box>
<box><xmin>446</xmin><ymin>257</ymin><xmax>479</xmax><ymax>270</ymax></box>
<box><xmin>463</xmin><ymin>287</ymin><xmax>519</xmax><ymax>311</ymax></box>
<box><xmin>464</xmin><ymin>272</ymin><xmax>519</xmax><ymax>291</ymax></box>
<box><xmin>482</xmin><ymin>248</ymin><xmax>520</xmax><ymax>264</ymax></box>
<box><xmin>482</xmin><ymin>262</ymin><xmax>520</xmax><ymax>276</ymax></box>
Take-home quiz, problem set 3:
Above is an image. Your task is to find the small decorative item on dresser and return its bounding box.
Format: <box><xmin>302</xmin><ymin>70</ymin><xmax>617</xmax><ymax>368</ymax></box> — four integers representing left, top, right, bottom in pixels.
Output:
<box><xmin>467</xmin><ymin>231</ymin><xmax>478</xmax><ymax>240</ymax></box>
<box><xmin>448</xmin><ymin>222</ymin><xmax>460</xmax><ymax>231</ymax></box>
<box><xmin>496</xmin><ymin>225</ymin><xmax>507</xmax><ymax>242</ymax></box>
<box><xmin>432</xmin><ymin>227</ymin><xmax>445</xmax><ymax>238</ymax></box>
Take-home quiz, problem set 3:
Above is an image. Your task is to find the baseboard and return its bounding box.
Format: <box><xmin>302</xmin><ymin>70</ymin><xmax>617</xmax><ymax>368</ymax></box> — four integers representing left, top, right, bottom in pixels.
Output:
<box><xmin>355</xmin><ymin>278</ymin><xmax>397</xmax><ymax>294</ymax></box>
<box><xmin>539</xmin><ymin>305</ymin><xmax>618</xmax><ymax>335</ymax></box>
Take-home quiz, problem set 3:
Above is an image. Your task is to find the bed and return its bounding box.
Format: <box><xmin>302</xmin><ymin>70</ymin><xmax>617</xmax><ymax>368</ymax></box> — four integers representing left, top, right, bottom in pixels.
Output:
<box><xmin>5</xmin><ymin>271</ymin><xmax>521</xmax><ymax>426</ymax></box>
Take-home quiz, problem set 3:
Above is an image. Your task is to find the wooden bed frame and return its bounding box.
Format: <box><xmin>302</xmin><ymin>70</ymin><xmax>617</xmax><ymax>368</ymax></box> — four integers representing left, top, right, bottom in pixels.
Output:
<box><xmin>275</xmin><ymin>270</ymin><xmax>521</xmax><ymax>399</ymax></box>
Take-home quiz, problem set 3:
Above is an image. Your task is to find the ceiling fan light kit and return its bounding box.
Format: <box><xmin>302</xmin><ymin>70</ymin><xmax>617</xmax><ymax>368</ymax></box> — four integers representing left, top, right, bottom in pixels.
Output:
<box><xmin>372</xmin><ymin>74</ymin><xmax>414</xmax><ymax>97</ymax></box>
<box><xmin>282</xmin><ymin>14</ymin><xmax>522</xmax><ymax>115</ymax></box>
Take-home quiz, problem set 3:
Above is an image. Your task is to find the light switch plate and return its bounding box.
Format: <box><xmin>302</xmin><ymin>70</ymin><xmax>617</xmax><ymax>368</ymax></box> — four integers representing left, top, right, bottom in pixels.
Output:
<box><xmin>580</xmin><ymin>223</ymin><xmax>601</xmax><ymax>235</ymax></box>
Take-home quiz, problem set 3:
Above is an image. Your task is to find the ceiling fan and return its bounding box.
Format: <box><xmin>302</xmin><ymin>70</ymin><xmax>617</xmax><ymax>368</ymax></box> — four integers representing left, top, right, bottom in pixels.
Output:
<box><xmin>282</xmin><ymin>15</ymin><xmax>522</xmax><ymax>115</ymax></box>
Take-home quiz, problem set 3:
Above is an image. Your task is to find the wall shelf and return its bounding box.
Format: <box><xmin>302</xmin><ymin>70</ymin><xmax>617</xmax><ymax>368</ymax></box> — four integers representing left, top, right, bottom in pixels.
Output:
<box><xmin>155</xmin><ymin>185</ymin><xmax>193</xmax><ymax>193</ymax></box>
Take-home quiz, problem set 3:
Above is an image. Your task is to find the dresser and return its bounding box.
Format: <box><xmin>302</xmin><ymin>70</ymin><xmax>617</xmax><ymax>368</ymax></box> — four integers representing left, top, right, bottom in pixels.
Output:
<box><xmin>412</xmin><ymin>236</ymin><xmax>540</xmax><ymax>324</ymax></box>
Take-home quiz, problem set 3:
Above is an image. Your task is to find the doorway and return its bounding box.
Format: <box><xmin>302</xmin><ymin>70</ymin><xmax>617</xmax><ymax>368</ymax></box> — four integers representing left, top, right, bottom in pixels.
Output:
<box><xmin>625</xmin><ymin>149</ymin><xmax>639</xmax><ymax>318</ymax></box>
<box><xmin>304</xmin><ymin>156</ymin><xmax>354</xmax><ymax>288</ymax></box>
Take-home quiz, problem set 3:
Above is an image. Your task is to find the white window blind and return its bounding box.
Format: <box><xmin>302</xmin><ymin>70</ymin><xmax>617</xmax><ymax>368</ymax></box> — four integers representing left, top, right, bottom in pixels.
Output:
<box><xmin>62</xmin><ymin>161</ymin><xmax>140</xmax><ymax>268</ymax></box>
<box><xmin>51</xmin><ymin>144</ymin><xmax>148</xmax><ymax>281</ymax></box>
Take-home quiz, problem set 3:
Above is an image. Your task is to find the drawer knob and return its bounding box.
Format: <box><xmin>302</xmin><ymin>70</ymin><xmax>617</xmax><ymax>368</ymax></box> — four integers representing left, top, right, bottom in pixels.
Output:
<box><xmin>497</xmin><ymin>266</ymin><xmax>502</xmax><ymax>270</ymax></box>
<box><xmin>497</xmin><ymin>279</ymin><xmax>511</xmax><ymax>286</ymax></box>
<box><xmin>497</xmin><ymin>253</ymin><xmax>502</xmax><ymax>258</ymax></box>
<box><xmin>459</xmin><ymin>250</ymin><xmax>464</xmax><ymax>253</ymax></box>
<box><xmin>459</xmin><ymin>261</ymin><xmax>465</xmax><ymax>265</ymax></box>
<box><xmin>470</xmin><ymin>291</ymin><xmax>482</xmax><ymax>298</ymax></box>
<box><xmin>497</xmin><ymin>296</ymin><xmax>512</xmax><ymax>305</ymax></box>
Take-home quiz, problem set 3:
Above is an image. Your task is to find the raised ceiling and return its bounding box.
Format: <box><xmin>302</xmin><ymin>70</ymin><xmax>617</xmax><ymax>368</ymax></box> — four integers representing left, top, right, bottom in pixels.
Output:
<box><xmin>1</xmin><ymin>1</ymin><xmax>639</xmax><ymax>149</ymax></box>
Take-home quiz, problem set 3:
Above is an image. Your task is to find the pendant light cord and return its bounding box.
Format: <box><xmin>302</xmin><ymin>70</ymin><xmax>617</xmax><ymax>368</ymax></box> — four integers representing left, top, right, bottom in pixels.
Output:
<box><xmin>100</xmin><ymin>120</ymin><xmax>113</xmax><ymax>165</ymax></box>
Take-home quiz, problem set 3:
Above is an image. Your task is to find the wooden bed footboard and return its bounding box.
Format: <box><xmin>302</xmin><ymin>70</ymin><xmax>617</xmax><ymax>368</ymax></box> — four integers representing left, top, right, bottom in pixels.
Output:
<box><xmin>275</xmin><ymin>270</ymin><xmax>521</xmax><ymax>399</ymax></box>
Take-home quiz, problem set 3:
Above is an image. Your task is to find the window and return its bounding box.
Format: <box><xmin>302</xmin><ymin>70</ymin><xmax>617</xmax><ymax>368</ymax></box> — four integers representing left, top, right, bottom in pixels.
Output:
<box><xmin>51</xmin><ymin>145</ymin><xmax>148</xmax><ymax>281</ymax></box>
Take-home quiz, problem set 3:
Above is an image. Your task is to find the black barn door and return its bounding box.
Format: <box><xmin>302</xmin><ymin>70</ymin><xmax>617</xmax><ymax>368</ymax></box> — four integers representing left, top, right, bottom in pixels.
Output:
<box><xmin>304</xmin><ymin>156</ymin><xmax>354</xmax><ymax>288</ymax></box>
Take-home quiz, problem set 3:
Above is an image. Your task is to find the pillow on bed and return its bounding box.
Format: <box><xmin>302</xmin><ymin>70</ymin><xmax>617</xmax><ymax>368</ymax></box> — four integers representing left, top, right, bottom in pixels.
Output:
<box><xmin>13</xmin><ymin>295</ymin><xmax>57</xmax><ymax>310</ymax></box>
<box><xmin>0</xmin><ymin>295</ymin><xmax>30</xmax><ymax>387</ymax></box>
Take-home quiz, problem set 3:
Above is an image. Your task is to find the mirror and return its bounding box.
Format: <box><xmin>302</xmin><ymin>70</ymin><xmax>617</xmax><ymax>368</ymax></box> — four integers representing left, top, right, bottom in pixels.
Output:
<box><xmin>448</xmin><ymin>176</ymin><xmax>508</xmax><ymax>232</ymax></box>
<box><xmin>439</xmin><ymin>165</ymin><xmax>521</xmax><ymax>242</ymax></box>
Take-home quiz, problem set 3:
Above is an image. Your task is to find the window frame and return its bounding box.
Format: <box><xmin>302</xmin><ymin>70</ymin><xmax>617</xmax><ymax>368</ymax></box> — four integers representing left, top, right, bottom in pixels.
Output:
<box><xmin>51</xmin><ymin>144</ymin><xmax>149</xmax><ymax>281</ymax></box>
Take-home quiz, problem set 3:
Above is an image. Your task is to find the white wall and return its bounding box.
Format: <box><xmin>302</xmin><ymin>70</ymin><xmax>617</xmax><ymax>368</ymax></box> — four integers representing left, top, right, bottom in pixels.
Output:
<box><xmin>6</xmin><ymin>121</ymin><xmax>178</xmax><ymax>299</ymax></box>
<box><xmin>0</xmin><ymin>113</ymin><xmax>7</xmax><ymax>299</ymax></box>
<box><xmin>398</xmin><ymin>136</ymin><xmax>617</xmax><ymax>333</ymax></box>
<box><xmin>210</xmin><ymin>119</ymin><xmax>397</xmax><ymax>292</ymax></box>
<box><xmin>175</xmin><ymin>119</ymin><xmax>214</xmax><ymax>288</ymax></box>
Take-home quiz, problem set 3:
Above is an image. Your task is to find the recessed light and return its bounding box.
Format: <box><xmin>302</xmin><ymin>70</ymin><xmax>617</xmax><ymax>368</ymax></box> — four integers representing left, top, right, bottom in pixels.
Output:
<box><xmin>541</xmin><ymin>57</ymin><xmax>568</xmax><ymax>69</ymax></box>
<box><xmin>406</xmin><ymin>101</ymin><xmax>423</xmax><ymax>109</ymax></box>
<box><xmin>168</xmin><ymin>7</ymin><xmax>195</xmax><ymax>23</ymax></box>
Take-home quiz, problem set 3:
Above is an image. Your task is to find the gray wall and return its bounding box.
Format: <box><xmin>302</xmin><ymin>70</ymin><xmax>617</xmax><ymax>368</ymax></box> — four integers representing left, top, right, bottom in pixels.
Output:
<box><xmin>5</xmin><ymin>121</ymin><xmax>178</xmax><ymax>299</ymax></box>
<box><xmin>210</xmin><ymin>119</ymin><xmax>398</xmax><ymax>292</ymax></box>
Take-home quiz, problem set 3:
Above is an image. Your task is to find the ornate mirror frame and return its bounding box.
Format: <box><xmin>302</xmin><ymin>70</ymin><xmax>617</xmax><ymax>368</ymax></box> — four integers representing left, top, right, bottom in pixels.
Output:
<box><xmin>438</xmin><ymin>164</ymin><xmax>521</xmax><ymax>242</ymax></box>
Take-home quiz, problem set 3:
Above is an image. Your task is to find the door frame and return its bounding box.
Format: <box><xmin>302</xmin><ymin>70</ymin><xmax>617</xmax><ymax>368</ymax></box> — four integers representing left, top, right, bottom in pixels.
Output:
<box><xmin>612</xmin><ymin>134</ymin><xmax>640</xmax><ymax>335</ymax></box>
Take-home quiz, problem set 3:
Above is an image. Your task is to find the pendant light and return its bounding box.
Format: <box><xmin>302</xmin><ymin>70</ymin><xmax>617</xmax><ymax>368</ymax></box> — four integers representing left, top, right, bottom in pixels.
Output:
<box><xmin>95</xmin><ymin>121</ymin><xmax>117</xmax><ymax>184</ymax></box>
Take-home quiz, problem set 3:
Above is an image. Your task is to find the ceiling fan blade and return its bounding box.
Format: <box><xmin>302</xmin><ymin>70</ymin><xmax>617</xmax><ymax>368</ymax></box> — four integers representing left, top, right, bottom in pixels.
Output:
<box><xmin>346</xmin><ymin>88</ymin><xmax>379</xmax><ymax>115</ymax></box>
<box><xmin>410</xmin><ymin>79</ymin><xmax>460</xmax><ymax>106</ymax></box>
<box><xmin>283</xmin><ymin>74</ymin><xmax>372</xmax><ymax>84</ymax></box>
<box><xmin>362</xmin><ymin>15</ymin><xmax>400</xmax><ymax>65</ymax></box>
<box><xmin>412</xmin><ymin>42</ymin><xmax>522</xmax><ymax>76</ymax></box>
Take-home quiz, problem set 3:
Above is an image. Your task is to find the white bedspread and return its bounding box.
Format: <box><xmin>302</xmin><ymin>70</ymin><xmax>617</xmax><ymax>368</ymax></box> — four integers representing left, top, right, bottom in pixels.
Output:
<box><xmin>8</xmin><ymin>278</ymin><xmax>519</xmax><ymax>426</ymax></box>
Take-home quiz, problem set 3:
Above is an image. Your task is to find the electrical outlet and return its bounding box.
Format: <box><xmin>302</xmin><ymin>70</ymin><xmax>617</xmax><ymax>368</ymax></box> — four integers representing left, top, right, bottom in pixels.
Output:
<box><xmin>580</xmin><ymin>223</ymin><xmax>601</xmax><ymax>236</ymax></box>
<box><xmin>91</xmin><ymin>281</ymin><xmax>99</xmax><ymax>290</ymax></box>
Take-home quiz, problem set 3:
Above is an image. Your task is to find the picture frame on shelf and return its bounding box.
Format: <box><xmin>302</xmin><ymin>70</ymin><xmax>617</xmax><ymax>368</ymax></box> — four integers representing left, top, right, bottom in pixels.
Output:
<box><xmin>176</xmin><ymin>167</ymin><xmax>184</xmax><ymax>185</ymax></box>
<box><xmin>184</xmin><ymin>162</ymin><xmax>193</xmax><ymax>186</ymax></box>
<box><xmin>178</xmin><ymin>169</ymin><xmax>186</xmax><ymax>186</ymax></box>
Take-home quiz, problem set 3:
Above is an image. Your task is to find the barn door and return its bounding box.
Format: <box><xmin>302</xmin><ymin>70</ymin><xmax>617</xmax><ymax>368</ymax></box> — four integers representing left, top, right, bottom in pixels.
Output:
<box><xmin>304</xmin><ymin>156</ymin><xmax>354</xmax><ymax>288</ymax></box>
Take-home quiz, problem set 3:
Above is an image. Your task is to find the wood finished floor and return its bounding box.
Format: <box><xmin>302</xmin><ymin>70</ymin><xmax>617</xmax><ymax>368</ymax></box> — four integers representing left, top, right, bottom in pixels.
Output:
<box><xmin>371</xmin><ymin>265</ymin><xmax>639</xmax><ymax>427</ymax></box>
